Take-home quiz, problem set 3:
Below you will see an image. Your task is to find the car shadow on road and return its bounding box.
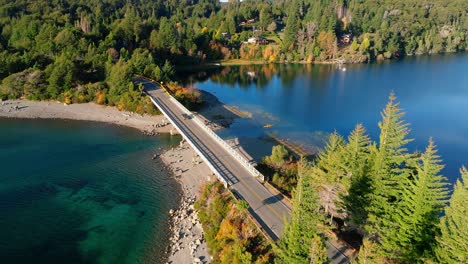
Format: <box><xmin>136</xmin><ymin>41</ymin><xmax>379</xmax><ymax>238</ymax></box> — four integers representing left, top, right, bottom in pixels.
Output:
<box><xmin>262</xmin><ymin>194</ymin><xmax>283</xmax><ymax>205</ymax></box>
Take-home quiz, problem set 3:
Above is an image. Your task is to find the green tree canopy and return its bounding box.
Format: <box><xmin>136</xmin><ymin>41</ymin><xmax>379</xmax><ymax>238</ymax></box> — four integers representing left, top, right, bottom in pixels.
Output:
<box><xmin>366</xmin><ymin>93</ymin><xmax>414</xmax><ymax>255</ymax></box>
<box><xmin>276</xmin><ymin>162</ymin><xmax>327</xmax><ymax>263</ymax></box>
<box><xmin>392</xmin><ymin>139</ymin><xmax>449</xmax><ymax>261</ymax></box>
<box><xmin>268</xmin><ymin>145</ymin><xmax>290</xmax><ymax>168</ymax></box>
<box><xmin>435</xmin><ymin>167</ymin><xmax>468</xmax><ymax>263</ymax></box>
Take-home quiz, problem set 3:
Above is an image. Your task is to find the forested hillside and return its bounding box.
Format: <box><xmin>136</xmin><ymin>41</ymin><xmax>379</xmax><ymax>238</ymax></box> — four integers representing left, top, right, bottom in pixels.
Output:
<box><xmin>0</xmin><ymin>0</ymin><xmax>466</xmax><ymax>107</ymax></box>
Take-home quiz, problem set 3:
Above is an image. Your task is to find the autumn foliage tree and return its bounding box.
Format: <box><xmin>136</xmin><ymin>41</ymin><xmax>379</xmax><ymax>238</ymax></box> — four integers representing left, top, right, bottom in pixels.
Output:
<box><xmin>195</xmin><ymin>182</ymin><xmax>272</xmax><ymax>264</ymax></box>
<box><xmin>317</xmin><ymin>32</ymin><xmax>337</xmax><ymax>60</ymax></box>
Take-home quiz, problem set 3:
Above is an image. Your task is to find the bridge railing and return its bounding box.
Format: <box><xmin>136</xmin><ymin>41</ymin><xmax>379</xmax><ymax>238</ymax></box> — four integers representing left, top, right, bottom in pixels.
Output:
<box><xmin>163</xmin><ymin>87</ymin><xmax>265</xmax><ymax>182</ymax></box>
<box><xmin>147</xmin><ymin>95</ymin><xmax>229</xmax><ymax>188</ymax></box>
<box><xmin>137</xmin><ymin>76</ymin><xmax>265</xmax><ymax>183</ymax></box>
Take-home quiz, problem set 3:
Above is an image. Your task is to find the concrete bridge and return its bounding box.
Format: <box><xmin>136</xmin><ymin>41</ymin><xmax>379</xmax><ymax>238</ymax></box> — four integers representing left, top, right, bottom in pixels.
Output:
<box><xmin>136</xmin><ymin>77</ymin><xmax>351</xmax><ymax>263</ymax></box>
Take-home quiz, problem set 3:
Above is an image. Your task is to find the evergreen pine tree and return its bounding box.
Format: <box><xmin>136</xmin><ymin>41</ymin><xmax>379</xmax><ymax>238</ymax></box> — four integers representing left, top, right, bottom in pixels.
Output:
<box><xmin>342</xmin><ymin>124</ymin><xmax>372</xmax><ymax>225</ymax></box>
<box><xmin>366</xmin><ymin>92</ymin><xmax>414</xmax><ymax>256</ymax></box>
<box><xmin>317</xmin><ymin>132</ymin><xmax>346</xmax><ymax>184</ymax></box>
<box><xmin>435</xmin><ymin>167</ymin><xmax>468</xmax><ymax>263</ymax></box>
<box><xmin>342</xmin><ymin>124</ymin><xmax>371</xmax><ymax>189</ymax></box>
<box><xmin>225</xmin><ymin>15</ymin><xmax>236</xmax><ymax>35</ymax></box>
<box><xmin>392</xmin><ymin>139</ymin><xmax>449</xmax><ymax>261</ymax></box>
<box><xmin>316</xmin><ymin>132</ymin><xmax>347</xmax><ymax>220</ymax></box>
<box><xmin>283</xmin><ymin>1</ymin><xmax>300</xmax><ymax>51</ymax></box>
<box><xmin>352</xmin><ymin>239</ymin><xmax>386</xmax><ymax>264</ymax></box>
<box><xmin>275</xmin><ymin>162</ymin><xmax>327</xmax><ymax>264</ymax></box>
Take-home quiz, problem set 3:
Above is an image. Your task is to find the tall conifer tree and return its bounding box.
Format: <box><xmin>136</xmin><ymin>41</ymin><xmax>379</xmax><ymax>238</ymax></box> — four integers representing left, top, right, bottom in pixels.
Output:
<box><xmin>316</xmin><ymin>132</ymin><xmax>348</xmax><ymax>219</ymax></box>
<box><xmin>283</xmin><ymin>1</ymin><xmax>300</xmax><ymax>51</ymax></box>
<box><xmin>341</xmin><ymin>124</ymin><xmax>371</xmax><ymax>188</ymax></box>
<box><xmin>317</xmin><ymin>132</ymin><xmax>346</xmax><ymax>184</ymax></box>
<box><xmin>392</xmin><ymin>139</ymin><xmax>449</xmax><ymax>261</ymax></box>
<box><xmin>435</xmin><ymin>167</ymin><xmax>468</xmax><ymax>263</ymax></box>
<box><xmin>276</xmin><ymin>163</ymin><xmax>327</xmax><ymax>264</ymax></box>
<box><xmin>342</xmin><ymin>124</ymin><xmax>372</xmax><ymax>225</ymax></box>
<box><xmin>353</xmin><ymin>239</ymin><xmax>386</xmax><ymax>264</ymax></box>
<box><xmin>366</xmin><ymin>93</ymin><xmax>414</xmax><ymax>256</ymax></box>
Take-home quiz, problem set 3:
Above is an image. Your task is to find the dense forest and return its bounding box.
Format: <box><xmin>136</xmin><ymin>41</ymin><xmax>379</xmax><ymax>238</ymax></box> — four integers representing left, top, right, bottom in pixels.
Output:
<box><xmin>1</xmin><ymin>0</ymin><xmax>466</xmax><ymax>110</ymax></box>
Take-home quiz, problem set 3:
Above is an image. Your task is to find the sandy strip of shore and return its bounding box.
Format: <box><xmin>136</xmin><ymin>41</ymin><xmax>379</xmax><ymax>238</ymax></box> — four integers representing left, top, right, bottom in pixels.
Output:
<box><xmin>0</xmin><ymin>100</ymin><xmax>177</xmax><ymax>134</ymax></box>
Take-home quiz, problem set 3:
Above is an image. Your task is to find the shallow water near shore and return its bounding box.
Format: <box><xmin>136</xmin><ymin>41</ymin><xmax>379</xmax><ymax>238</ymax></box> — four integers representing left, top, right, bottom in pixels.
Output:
<box><xmin>0</xmin><ymin>118</ymin><xmax>181</xmax><ymax>263</ymax></box>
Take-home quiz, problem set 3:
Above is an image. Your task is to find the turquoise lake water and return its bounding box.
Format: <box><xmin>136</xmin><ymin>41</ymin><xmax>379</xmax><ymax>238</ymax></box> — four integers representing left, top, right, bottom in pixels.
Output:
<box><xmin>0</xmin><ymin>119</ymin><xmax>181</xmax><ymax>263</ymax></box>
<box><xmin>187</xmin><ymin>53</ymin><xmax>468</xmax><ymax>182</ymax></box>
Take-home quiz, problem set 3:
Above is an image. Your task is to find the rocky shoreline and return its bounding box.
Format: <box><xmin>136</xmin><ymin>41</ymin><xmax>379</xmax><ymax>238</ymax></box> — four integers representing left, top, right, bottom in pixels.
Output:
<box><xmin>167</xmin><ymin>194</ymin><xmax>207</xmax><ymax>263</ymax></box>
<box><xmin>161</xmin><ymin>142</ymin><xmax>214</xmax><ymax>264</ymax></box>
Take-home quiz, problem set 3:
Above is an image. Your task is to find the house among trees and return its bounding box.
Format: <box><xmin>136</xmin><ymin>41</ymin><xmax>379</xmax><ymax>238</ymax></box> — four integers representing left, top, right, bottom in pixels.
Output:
<box><xmin>247</xmin><ymin>37</ymin><xmax>269</xmax><ymax>45</ymax></box>
<box><xmin>239</xmin><ymin>18</ymin><xmax>256</xmax><ymax>26</ymax></box>
<box><xmin>341</xmin><ymin>34</ymin><xmax>352</xmax><ymax>44</ymax></box>
<box><xmin>221</xmin><ymin>32</ymin><xmax>231</xmax><ymax>39</ymax></box>
<box><xmin>247</xmin><ymin>37</ymin><xmax>257</xmax><ymax>44</ymax></box>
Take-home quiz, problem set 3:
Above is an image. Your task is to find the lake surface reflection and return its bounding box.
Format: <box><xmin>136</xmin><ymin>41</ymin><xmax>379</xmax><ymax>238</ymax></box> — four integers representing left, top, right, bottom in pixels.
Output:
<box><xmin>183</xmin><ymin>53</ymin><xmax>468</xmax><ymax>182</ymax></box>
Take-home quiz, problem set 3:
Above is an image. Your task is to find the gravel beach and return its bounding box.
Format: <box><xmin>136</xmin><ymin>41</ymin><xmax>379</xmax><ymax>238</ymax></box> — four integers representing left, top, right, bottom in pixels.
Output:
<box><xmin>161</xmin><ymin>141</ymin><xmax>214</xmax><ymax>264</ymax></box>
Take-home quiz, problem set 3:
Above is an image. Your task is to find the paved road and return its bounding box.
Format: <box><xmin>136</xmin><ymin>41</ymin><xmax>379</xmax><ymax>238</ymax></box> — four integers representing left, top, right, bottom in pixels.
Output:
<box><xmin>137</xmin><ymin>78</ymin><xmax>350</xmax><ymax>263</ymax></box>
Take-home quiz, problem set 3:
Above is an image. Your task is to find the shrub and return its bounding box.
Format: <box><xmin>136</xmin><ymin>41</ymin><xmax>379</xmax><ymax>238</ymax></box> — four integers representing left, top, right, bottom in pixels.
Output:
<box><xmin>195</xmin><ymin>182</ymin><xmax>273</xmax><ymax>263</ymax></box>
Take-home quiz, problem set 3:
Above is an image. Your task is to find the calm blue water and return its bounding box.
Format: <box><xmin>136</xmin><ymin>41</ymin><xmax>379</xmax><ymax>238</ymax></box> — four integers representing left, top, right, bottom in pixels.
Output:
<box><xmin>191</xmin><ymin>53</ymin><xmax>468</xmax><ymax>182</ymax></box>
<box><xmin>0</xmin><ymin>119</ymin><xmax>181</xmax><ymax>263</ymax></box>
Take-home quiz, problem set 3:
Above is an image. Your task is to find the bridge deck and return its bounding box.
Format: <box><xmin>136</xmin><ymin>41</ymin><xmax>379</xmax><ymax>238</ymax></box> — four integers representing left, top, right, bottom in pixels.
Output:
<box><xmin>139</xmin><ymin>78</ymin><xmax>290</xmax><ymax>240</ymax></box>
<box><xmin>137</xmin><ymin>77</ymin><xmax>351</xmax><ymax>263</ymax></box>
